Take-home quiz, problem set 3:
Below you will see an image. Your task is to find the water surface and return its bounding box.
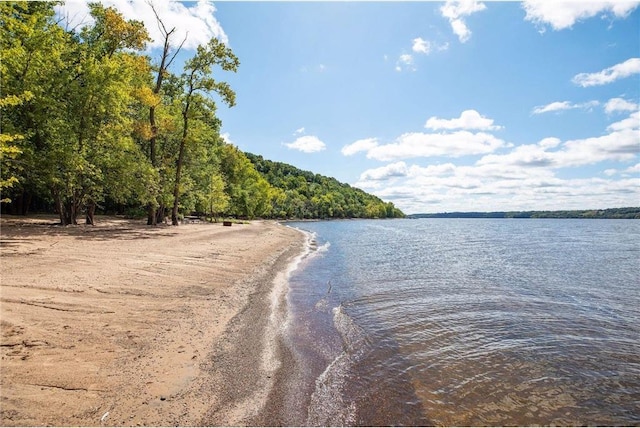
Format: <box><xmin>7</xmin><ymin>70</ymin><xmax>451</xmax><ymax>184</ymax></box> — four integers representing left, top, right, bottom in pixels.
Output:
<box><xmin>282</xmin><ymin>219</ymin><xmax>640</xmax><ymax>426</ymax></box>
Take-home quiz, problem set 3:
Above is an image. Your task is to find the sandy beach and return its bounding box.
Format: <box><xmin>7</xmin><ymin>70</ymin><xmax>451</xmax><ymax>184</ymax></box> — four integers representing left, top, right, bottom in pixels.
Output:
<box><xmin>0</xmin><ymin>215</ymin><xmax>304</xmax><ymax>426</ymax></box>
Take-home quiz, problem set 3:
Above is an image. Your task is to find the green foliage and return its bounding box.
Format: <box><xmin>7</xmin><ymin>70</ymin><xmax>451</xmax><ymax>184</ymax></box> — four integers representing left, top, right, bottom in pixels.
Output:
<box><xmin>244</xmin><ymin>153</ymin><xmax>405</xmax><ymax>219</ymax></box>
<box><xmin>169</xmin><ymin>37</ymin><xmax>239</xmax><ymax>225</ymax></box>
<box><xmin>0</xmin><ymin>2</ymin><xmax>401</xmax><ymax>223</ymax></box>
<box><xmin>218</xmin><ymin>145</ymin><xmax>275</xmax><ymax>219</ymax></box>
<box><xmin>0</xmin><ymin>1</ymin><xmax>154</xmax><ymax>223</ymax></box>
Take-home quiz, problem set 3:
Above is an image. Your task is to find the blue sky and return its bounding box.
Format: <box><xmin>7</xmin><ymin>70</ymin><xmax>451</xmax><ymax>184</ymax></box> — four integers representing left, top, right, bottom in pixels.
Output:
<box><xmin>58</xmin><ymin>1</ymin><xmax>640</xmax><ymax>214</ymax></box>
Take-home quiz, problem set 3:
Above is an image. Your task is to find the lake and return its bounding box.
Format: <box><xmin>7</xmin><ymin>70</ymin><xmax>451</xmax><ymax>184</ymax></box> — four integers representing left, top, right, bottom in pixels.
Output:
<box><xmin>279</xmin><ymin>218</ymin><xmax>640</xmax><ymax>426</ymax></box>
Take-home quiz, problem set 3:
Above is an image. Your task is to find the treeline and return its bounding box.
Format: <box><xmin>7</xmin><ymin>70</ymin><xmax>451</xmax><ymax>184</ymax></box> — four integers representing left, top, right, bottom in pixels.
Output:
<box><xmin>409</xmin><ymin>208</ymin><xmax>640</xmax><ymax>219</ymax></box>
<box><xmin>0</xmin><ymin>2</ymin><xmax>400</xmax><ymax>224</ymax></box>
<box><xmin>246</xmin><ymin>153</ymin><xmax>404</xmax><ymax>219</ymax></box>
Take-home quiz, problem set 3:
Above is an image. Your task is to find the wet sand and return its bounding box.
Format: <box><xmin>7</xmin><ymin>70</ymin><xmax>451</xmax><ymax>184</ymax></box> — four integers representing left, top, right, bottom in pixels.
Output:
<box><xmin>0</xmin><ymin>215</ymin><xmax>304</xmax><ymax>426</ymax></box>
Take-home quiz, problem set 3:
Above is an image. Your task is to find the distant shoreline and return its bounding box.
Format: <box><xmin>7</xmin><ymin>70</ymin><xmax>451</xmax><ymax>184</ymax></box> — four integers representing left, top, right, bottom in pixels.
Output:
<box><xmin>408</xmin><ymin>207</ymin><xmax>640</xmax><ymax>219</ymax></box>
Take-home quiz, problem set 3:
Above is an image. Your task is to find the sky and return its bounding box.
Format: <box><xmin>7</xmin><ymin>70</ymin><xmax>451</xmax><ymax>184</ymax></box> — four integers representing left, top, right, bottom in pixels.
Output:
<box><xmin>57</xmin><ymin>1</ymin><xmax>640</xmax><ymax>214</ymax></box>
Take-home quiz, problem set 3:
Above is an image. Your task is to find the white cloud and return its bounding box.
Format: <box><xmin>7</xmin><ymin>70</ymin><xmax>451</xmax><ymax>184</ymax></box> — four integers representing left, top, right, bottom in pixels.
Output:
<box><xmin>412</xmin><ymin>38</ymin><xmax>431</xmax><ymax>54</ymax></box>
<box><xmin>604</xmin><ymin>162</ymin><xmax>640</xmax><ymax>177</ymax></box>
<box><xmin>396</xmin><ymin>54</ymin><xmax>416</xmax><ymax>72</ymax></box>
<box><xmin>539</xmin><ymin>137</ymin><xmax>562</xmax><ymax>149</ymax></box>
<box><xmin>572</xmin><ymin>58</ymin><xmax>640</xmax><ymax>87</ymax></box>
<box><xmin>293</xmin><ymin>127</ymin><xmax>306</xmax><ymax>136</ymax></box>
<box><xmin>55</xmin><ymin>0</ymin><xmax>228</xmax><ymax>50</ymax></box>
<box><xmin>440</xmin><ymin>0</ymin><xmax>487</xmax><ymax>43</ymax></box>
<box><xmin>478</xmin><ymin>112</ymin><xmax>639</xmax><ymax>169</ymax></box>
<box><xmin>411</xmin><ymin>37</ymin><xmax>449</xmax><ymax>56</ymax></box>
<box><xmin>366</xmin><ymin>131</ymin><xmax>507</xmax><ymax>161</ymax></box>
<box><xmin>604</xmin><ymin>168</ymin><xmax>618</xmax><ymax>176</ymax></box>
<box><xmin>532</xmin><ymin>100</ymin><xmax>599</xmax><ymax>114</ymax></box>
<box><xmin>284</xmin><ymin>135</ymin><xmax>326</xmax><ymax>153</ymax></box>
<box><xmin>221</xmin><ymin>132</ymin><xmax>234</xmax><ymax>145</ymax></box>
<box><xmin>606</xmin><ymin>111</ymin><xmax>640</xmax><ymax>132</ymax></box>
<box><xmin>604</xmin><ymin>97</ymin><xmax>639</xmax><ymax>114</ymax></box>
<box><xmin>342</xmin><ymin>138</ymin><xmax>379</xmax><ymax>156</ymax></box>
<box><xmin>522</xmin><ymin>1</ymin><xmax>640</xmax><ymax>31</ymax></box>
<box><xmin>557</xmin><ymin>129</ymin><xmax>639</xmax><ymax>166</ymax></box>
<box><xmin>425</xmin><ymin>110</ymin><xmax>502</xmax><ymax>131</ymax></box>
<box><xmin>400</xmin><ymin>54</ymin><xmax>413</xmax><ymax>63</ymax></box>
<box><xmin>477</xmin><ymin>140</ymin><xmax>556</xmax><ymax>168</ymax></box>
<box><xmin>626</xmin><ymin>163</ymin><xmax>640</xmax><ymax>174</ymax></box>
<box><xmin>353</xmin><ymin>111</ymin><xmax>639</xmax><ymax>214</ymax></box>
<box><xmin>359</xmin><ymin>162</ymin><xmax>409</xmax><ymax>181</ymax></box>
<box><xmin>359</xmin><ymin>163</ymin><xmax>639</xmax><ymax>214</ymax></box>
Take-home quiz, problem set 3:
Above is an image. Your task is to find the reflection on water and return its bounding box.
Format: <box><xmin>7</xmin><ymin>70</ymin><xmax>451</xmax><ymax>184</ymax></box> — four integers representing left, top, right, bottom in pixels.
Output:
<box><xmin>285</xmin><ymin>219</ymin><xmax>640</xmax><ymax>426</ymax></box>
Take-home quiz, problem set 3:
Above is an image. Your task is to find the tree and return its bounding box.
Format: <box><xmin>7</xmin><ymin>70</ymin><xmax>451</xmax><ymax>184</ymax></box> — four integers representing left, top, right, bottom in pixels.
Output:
<box><xmin>243</xmin><ymin>152</ymin><xmax>405</xmax><ymax>219</ymax></box>
<box><xmin>55</xmin><ymin>4</ymin><xmax>151</xmax><ymax>225</ymax></box>
<box><xmin>0</xmin><ymin>1</ymin><xmax>68</xmax><ymax>214</ymax></box>
<box><xmin>0</xmin><ymin>92</ymin><xmax>32</xmax><ymax>203</ymax></box>
<box><xmin>171</xmin><ymin>37</ymin><xmax>239</xmax><ymax>225</ymax></box>
<box><xmin>218</xmin><ymin>144</ymin><xmax>275</xmax><ymax>219</ymax></box>
<box><xmin>143</xmin><ymin>2</ymin><xmax>186</xmax><ymax>225</ymax></box>
<box><xmin>0</xmin><ymin>2</ymin><xmax>154</xmax><ymax>224</ymax></box>
<box><xmin>203</xmin><ymin>173</ymin><xmax>229</xmax><ymax>221</ymax></box>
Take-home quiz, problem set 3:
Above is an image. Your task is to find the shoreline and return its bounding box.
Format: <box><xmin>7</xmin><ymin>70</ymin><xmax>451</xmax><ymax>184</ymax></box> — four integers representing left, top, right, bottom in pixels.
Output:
<box><xmin>0</xmin><ymin>215</ymin><xmax>305</xmax><ymax>426</ymax></box>
<box><xmin>200</xmin><ymin>224</ymin><xmax>310</xmax><ymax>426</ymax></box>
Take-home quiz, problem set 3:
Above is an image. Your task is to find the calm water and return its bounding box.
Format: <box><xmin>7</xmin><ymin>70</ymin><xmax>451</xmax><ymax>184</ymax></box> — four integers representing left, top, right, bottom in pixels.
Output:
<box><xmin>280</xmin><ymin>219</ymin><xmax>640</xmax><ymax>426</ymax></box>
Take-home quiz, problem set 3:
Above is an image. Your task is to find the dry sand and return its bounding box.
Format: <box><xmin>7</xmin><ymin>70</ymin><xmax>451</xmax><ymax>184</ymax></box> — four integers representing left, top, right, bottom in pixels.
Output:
<box><xmin>0</xmin><ymin>215</ymin><xmax>304</xmax><ymax>426</ymax></box>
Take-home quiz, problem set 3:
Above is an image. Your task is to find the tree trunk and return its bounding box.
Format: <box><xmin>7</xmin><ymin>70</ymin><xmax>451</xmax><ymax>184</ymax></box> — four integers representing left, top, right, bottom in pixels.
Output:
<box><xmin>64</xmin><ymin>200</ymin><xmax>78</xmax><ymax>225</ymax></box>
<box><xmin>145</xmin><ymin>13</ymin><xmax>184</xmax><ymax>226</ymax></box>
<box><xmin>85</xmin><ymin>201</ymin><xmax>96</xmax><ymax>225</ymax></box>
<box><xmin>51</xmin><ymin>189</ymin><xmax>76</xmax><ymax>225</ymax></box>
<box><xmin>171</xmin><ymin>138</ymin><xmax>186</xmax><ymax>226</ymax></box>
<box><xmin>147</xmin><ymin>203</ymin><xmax>157</xmax><ymax>225</ymax></box>
<box><xmin>53</xmin><ymin>190</ymin><xmax>66</xmax><ymax>225</ymax></box>
<box><xmin>147</xmin><ymin>104</ymin><xmax>158</xmax><ymax>226</ymax></box>
<box><xmin>171</xmin><ymin>97</ymin><xmax>190</xmax><ymax>226</ymax></box>
<box><xmin>22</xmin><ymin>192</ymin><xmax>31</xmax><ymax>215</ymax></box>
<box><xmin>156</xmin><ymin>203</ymin><xmax>166</xmax><ymax>224</ymax></box>
<box><xmin>8</xmin><ymin>191</ymin><xmax>32</xmax><ymax>215</ymax></box>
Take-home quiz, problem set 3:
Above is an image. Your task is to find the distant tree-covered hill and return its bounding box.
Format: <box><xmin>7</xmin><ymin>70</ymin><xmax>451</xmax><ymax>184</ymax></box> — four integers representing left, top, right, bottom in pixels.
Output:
<box><xmin>408</xmin><ymin>208</ymin><xmax>640</xmax><ymax>219</ymax></box>
<box><xmin>245</xmin><ymin>153</ymin><xmax>404</xmax><ymax>219</ymax></box>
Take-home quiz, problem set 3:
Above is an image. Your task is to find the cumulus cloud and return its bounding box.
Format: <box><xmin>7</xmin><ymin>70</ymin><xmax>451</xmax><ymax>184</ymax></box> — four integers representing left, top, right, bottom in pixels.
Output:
<box><xmin>366</xmin><ymin>131</ymin><xmax>507</xmax><ymax>162</ymax></box>
<box><xmin>412</xmin><ymin>38</ymin><xmax>431</xmax><ymax>54</ymax></box>
<box><xmin>425</xmin><ymin>110</ymin><xmax>503</xmax><ymax>131</ymax></box>
<box><xmin>359</xmin><ymin>163</ymin><xmax>639</xmax><ymax>214</ymax></box>
<box><xmin>478</xmin><ymin>111</ymin><xmax>639</xmax><ymax>169</ymax></box>
<box><xmin>606</xmin><ymin>111</ymin><xmax>640</xmax><ymax>132</ymax></box>
<box><xmin>55</xmin><ymin>0</ymin><xmax>228</xmax><ymax>50</ymax></box>
<box><xmin>532</xmin><ymin>100</ymin><xmax>599</xmax><ymax>114</ymax></box>
<box><xmin>440</xmin><ymin>0</ymin><xmax>487</xmax><ymax>43</ymax></box>
<box><xmin>341</xmin><ymin>138</ymin><xmax>379</xmax><ymax>156</ymax></box>
<box><xmin>349</xmin><ymin>108</ymin><xmax>638</xmax><ymax>213</ymax></box>
<box><xmin>572</xmin><ymin>58</ymin><xmax>640</xmax><ymax>87</ymax></box>
<box><xmin>604</xmin><ymin>97</ymin><xmax>639</xmax><ymax>114</ymax></box>
<box><xmin>293</xmin><ymin>127</ymin><xmax>306</xmax><ymax>136</ymax></box>
<box><xmin>359</xmin><ymin>162</ymin><xmax>409</xmax><ymax>181</ymax></box>
<box><xmin>522</xmin><ymin>1</ymin><xmax>640</xmax><ymax>31</ymax></box>
<box><xmin>284</xmin><ymin>135</ymin><xmax>326</xmax><ymax>153</ymax></box>
<box><xmin>354</xmin><ymin>111</ymin><xmax>639</xmax><ymax>213</ymax></box>
<box><xmin>603</xmin><ymin>163</ymin><xmax>640</xmax><ymax>177</ymax></box>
